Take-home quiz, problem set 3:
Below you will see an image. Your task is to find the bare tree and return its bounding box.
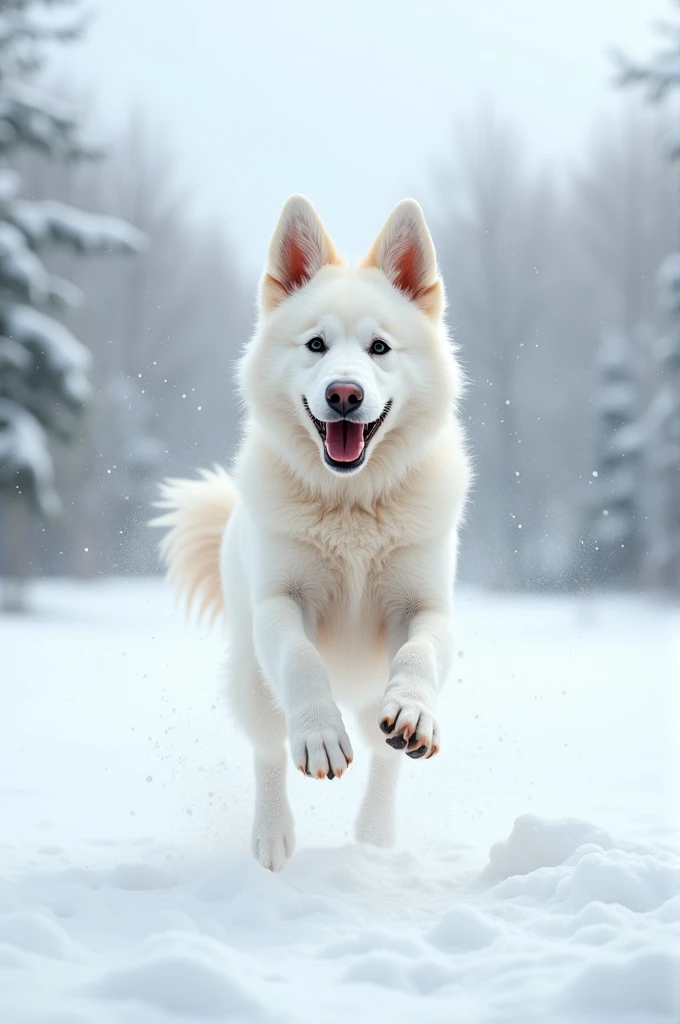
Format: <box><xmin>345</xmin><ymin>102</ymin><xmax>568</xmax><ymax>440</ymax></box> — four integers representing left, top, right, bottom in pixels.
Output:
<box><xmin>572</xmin><ymin>107</ymin><xmax>676</xmax><ymax>341</ymax></box>
<box><xmin>433</xmin><ymin>110</ymin><xmax>559</xmax><ymax>588</ymax></box>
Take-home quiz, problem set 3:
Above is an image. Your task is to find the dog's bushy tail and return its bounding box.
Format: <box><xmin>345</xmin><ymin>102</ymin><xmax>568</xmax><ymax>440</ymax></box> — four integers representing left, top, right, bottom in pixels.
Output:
<box><xmin>151</xmin><ymin>466</ymin><xmax>238</xmax><ymax>624</ymax></box>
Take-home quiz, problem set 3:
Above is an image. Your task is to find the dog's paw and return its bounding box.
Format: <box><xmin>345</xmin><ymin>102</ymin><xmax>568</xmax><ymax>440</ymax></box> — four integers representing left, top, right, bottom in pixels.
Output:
<box><xmin>289</xmin><ymin>708</ymin><xmax>354</xmax><ymax>780</ymax></box>
<box><xmin>379</xmin><ymin>698</ymin><xmax>440</xmax><ymax>759</ymax></box>
<box><xmin>252</xmin><ymin>815</ymin><xmax>295</xmax><ymax>872</ymax></box>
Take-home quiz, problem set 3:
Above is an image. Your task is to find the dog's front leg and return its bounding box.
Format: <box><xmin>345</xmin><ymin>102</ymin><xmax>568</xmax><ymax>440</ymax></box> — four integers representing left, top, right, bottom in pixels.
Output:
<box><xmin>379</xmin><ymin>606</ymin><xmax>454</xmax><ymax>759</ymax></box>
<box><xmin>253</xmin><ymin>595</ymin><xmax>353</xmax><ymax>779</ymax></box>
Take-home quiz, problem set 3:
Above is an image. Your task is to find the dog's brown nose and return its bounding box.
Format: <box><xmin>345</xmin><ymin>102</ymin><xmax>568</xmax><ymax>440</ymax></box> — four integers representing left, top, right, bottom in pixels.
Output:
<box><xmin>325</xmin><ymin>381</ymin><xmax>364</xmax><ymax>416</ymax></box>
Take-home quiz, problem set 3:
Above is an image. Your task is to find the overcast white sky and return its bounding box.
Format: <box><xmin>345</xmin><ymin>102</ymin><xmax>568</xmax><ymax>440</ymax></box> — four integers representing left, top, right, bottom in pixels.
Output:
<box><xmin>66</xmin><ymin>0</ymin><xmax>666</xmax><ymax>274</ymax></box>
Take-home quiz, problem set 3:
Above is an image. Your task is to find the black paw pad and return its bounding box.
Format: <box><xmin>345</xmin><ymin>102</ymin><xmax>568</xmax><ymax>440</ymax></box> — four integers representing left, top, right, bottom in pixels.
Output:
<box><xmin>327</xmin><ymin>769</ymin><xmax>335</xmax><ymax>780</ymax></box>
<box><xmin>386</xmin><ymin>735</ymin><xmax>407</xmax><ymax>750</ymax></box>
<box><xmin>406</xmin><ymin>745</ymin><xmax>428</xmax><ymax>759</ymax></box>
<box><xmin>380</xmin><ymin>719</ymin><xmax>395</xmax><ymax>735</ymax></box>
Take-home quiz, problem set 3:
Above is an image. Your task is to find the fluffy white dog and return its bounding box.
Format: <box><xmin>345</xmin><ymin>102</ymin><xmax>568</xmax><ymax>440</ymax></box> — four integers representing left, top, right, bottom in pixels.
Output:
<box><xmin>154</xmin><ymin>195</ymin><xmax>470</xmax><ymax>871</ymax></box>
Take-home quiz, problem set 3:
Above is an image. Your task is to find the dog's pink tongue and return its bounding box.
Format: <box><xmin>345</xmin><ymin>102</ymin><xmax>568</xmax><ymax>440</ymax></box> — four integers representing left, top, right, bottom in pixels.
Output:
<box><xmin>325</xmin><ymin>421</ymin><xmax>364</xmax><ymax>462</ymax></box>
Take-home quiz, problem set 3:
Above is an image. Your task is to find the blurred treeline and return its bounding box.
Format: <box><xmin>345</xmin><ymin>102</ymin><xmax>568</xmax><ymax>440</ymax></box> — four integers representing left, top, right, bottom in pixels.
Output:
<box><xmin>432</xmin><ymin>107</ymin><xmax>677</xmax><ymax>592</ymax></box>
<box><xmin>8</xmin><ymin>100</ymin><xmax>679</xmax><ymax>592</ymax></box>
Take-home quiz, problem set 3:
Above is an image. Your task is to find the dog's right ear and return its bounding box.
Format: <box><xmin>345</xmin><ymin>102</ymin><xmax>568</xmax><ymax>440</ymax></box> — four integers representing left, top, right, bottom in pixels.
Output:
<box><xmin>260</xmin><ymin>195</ymin><xmax>343</xmax><ymax>312</ymax></box>
<box><xmin>361</xmin><ymin>199</ymin><xmax>443</xmax><ymax>319</ymax></box>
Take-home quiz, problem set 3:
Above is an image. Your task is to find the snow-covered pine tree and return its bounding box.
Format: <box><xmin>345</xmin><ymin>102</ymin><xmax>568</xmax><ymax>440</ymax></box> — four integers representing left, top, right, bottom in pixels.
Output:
<box><xmin>591</xmin><ymin>328</ymin><xmax>643</xmax><ymax>586</ymax></box>
<box><xmin>614</xmin><ymin>7</ymin><xmax>680</xmax><ymax>590</ymax></box>
<box><xmin>0</xmin><ymin>0</ymin><xmax>143</xmax><ymax>609</ymax></box>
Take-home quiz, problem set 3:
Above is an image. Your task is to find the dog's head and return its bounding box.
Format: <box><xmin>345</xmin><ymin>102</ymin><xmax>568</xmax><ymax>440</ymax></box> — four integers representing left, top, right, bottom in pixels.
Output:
<box><xmin>240</xmin><ymin>195</ymin><xmax>461</xmax><ymax>490</ymax></box>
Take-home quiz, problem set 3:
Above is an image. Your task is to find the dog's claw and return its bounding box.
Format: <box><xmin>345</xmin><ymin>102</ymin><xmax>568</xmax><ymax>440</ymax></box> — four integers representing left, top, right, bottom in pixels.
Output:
<box><xmin>290</xmin><ymin>717</ymin><xmax>354</xmax><ymax>780</ymax></box>
<box><xmin>379</xmin><ymin>699</ymin><xmax>440</xmax><ymax>760</ymax></box>
<box><xmin>406</xmin><ymin>744</ymin><xmax>428</xmax><ymax>759</ymax></box>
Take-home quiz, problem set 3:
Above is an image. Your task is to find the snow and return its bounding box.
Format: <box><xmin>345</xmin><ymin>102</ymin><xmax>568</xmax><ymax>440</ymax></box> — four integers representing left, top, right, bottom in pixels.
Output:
<box><xmin>655</xmin><ymin>329</ymin><xmax>680</xmax><ymax>364</ymax></box>
<box><xmin>0</xmin><ymin>168</ymin><xmax>19</xmax><ymax>202</ymax></box>
<box><xmin>595</xmin><ymin>327</ymin><xmax>637</xmax><ymax>373</ymax></box>
<box><xmin>0</xmin><ymin>221</ymin><xmax>51</xmax><ymax>301</ymax></box>
<box><xmin>0</xmin><ymin>398</ymin><xmax>58</xmax><ymax>514</ymax></box>
<box><xmin>0</xmin><ymin>220</ymin><xmax>82</xmax><ymax>310</ymax></box>
<box><xmin>607</xmin><ymin>423</ymin><xmax>643</xmax><ymax>458</ymax></box>
<box><xmin>595</xmin><ymin>381</ymin><xmax>637</xmax><ymax>417</ymax></box>
<box><xmin>6</xmin><ymin>304</ymin><xmax>91</xmax><ymax>408</ymax></box>
<box><xmin>659</xmin><ymin>251</ymin><xmax>680</xmax><ymax>310</ymax></box>
<box><xmin>0</xmin><ymin>80</ymin><xmax>97</xmax><ymax>157</ymax></box>
<box><xmin>9</xmin><ymin>199</ymin><xmax>146</xmax><ymax>255</ymax></box>
<box><xmin>0</xmin><ymin>581</ymin><xmax>678</xmax><ymax>1023</ymax></box>
<box><xmin>0</xmin><ymin>338</ymin><xmax>30</xmax><ymax>372</ymax></box>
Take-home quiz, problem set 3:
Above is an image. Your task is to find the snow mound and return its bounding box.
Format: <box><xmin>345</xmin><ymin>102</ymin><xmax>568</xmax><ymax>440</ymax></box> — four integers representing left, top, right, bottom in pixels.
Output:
<box><xmin>320</xmin><ymin>929</ymin><xmax>423</xmax><ymax>959</ymax></box>
<box><xmin>553</xmin><ymin>845</ymin><xmax>679</xmax><ymax>912</ymax></box>
<box><xmin>343</xmin><ymin>951</ymin><xmax>412</xmax><ymax>991</ymax></box>
<box><xmin>563</xmin><ymin>949</ymin><xmax>680</xmax><ymax>1016</ymax></box>
<box><xmin>0</xmin><ymin>910</ymin><xmax>71</xmax><ymax>959</ymax></box>
<box><xmin>481</xmin><ymin>813</ymin><xmax>613</xmax><ymax>882</ymax></box>
<box><xmin>93</xmin><ymin>945</ymin><xmax>263</xmax><ymax>1019</ymax></box>
<box><xmin>427</xmin><ymin>904</ymin><xmax>499</xmax><ymax>951</ymax></box>
<box><xmin>108</xmin><ymin>863</ymin><xmax>177</xmax><ymax>892</ymax></box>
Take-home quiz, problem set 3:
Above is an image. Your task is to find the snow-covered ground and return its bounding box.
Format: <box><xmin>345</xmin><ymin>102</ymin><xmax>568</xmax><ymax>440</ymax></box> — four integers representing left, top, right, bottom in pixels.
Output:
<box><xmin>1</xmin><ymin>580</ymin><xmax>678</xmax><ymax>1023</ymax></box>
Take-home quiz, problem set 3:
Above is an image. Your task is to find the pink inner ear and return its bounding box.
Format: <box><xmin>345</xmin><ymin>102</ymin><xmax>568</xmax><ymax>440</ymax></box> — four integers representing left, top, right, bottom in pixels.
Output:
<box><xmin>391</xmin><ymin>238</ymin><xmax>424</xmax><ymax>298</ymax></box>
<box><xmin>281</xmin><ymin>230</ymin><xmax>315</xmax><ymax>291</ymax></box>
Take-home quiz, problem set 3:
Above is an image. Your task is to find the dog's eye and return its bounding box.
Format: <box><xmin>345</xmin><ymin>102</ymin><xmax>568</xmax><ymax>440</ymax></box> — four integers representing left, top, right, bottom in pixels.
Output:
<box><xmin>307</xmin><ymin>337</ymin><xmax>326</xmax><ymax>353</ymax></box>
<box><xmin>370</xmin><ymin>339</ymin><xmax>390</xmax><ymax>356</ymax></box>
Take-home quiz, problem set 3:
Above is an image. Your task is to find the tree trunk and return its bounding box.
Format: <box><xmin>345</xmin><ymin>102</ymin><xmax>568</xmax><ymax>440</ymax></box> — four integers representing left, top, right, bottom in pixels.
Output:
<box><xmin>0</xmin><ymin>495</ymin><xmax>32</xmax><ymax>613</ymax></box>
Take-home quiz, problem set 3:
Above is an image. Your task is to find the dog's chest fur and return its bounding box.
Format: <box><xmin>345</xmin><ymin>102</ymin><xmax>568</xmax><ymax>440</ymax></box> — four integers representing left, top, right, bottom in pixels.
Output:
<box><xmin>242</xmin><ymin>431</ymin><xmax>460</xmax><ymax>619</ymax></box>
<box><xmin>265</xmin><ymin>474</ymin><xmax>442</xmax><ymax>644</ymax></box>
<box><xmin>286</xmin><ymin>497</ymin><xmax>407</xmax><ymax>696</ymax></box>
<box><xmin>298</xmin><ymin>496</ymin><xmax>405</xmax><ymax>578</ymax></box>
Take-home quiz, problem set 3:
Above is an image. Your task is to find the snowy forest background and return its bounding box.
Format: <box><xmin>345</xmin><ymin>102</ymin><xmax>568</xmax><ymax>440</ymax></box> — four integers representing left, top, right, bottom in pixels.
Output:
<box><xmin>0</xmin><ymin>0</ymin><xmax>679</xmax><ymax>606</ymax></box>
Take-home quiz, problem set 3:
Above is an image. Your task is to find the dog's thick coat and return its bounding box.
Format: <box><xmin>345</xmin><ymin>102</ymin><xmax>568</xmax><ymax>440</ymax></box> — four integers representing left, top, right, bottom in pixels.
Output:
<box><xmin>154</xmin><ymin>196</ymin><xmax>470</xmax><ymax>870</ymax></box>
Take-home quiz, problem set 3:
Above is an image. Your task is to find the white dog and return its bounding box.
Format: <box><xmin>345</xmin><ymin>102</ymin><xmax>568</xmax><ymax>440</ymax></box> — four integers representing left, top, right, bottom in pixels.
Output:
<box><xmin>154</xmin><ymin>196</ymin><xmax>470</xmax><ymax>871</ymax></box>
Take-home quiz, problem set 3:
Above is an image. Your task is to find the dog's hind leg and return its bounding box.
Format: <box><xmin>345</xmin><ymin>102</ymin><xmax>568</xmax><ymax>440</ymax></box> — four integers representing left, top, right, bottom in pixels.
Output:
<box><xmin>354</xmin><ymin>702</ymin><xmax>401</xmax><ymax>848</ymax></box>
<box><xmin>225</xmin><ymin>641</ymin><xmax>295</xmax><ymax>872</ymax></box>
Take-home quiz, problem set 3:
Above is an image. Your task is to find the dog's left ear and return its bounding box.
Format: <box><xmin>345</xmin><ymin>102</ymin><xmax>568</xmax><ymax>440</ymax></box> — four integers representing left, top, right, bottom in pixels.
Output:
<box><xmin>261</xmin><ymin>194</ymin><xmax>343</xmax><ymax>312</ymax></box>
<box><xmin>361</xmin><ymin>199</ymin><xmax>442</xmax><ymax>319</ymax></box>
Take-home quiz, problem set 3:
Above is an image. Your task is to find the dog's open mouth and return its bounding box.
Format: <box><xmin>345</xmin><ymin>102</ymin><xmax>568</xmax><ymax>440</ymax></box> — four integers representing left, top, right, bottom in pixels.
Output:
<box><xmin>303</xmin><ymin>398</ymin><xmax>392</xmax><ymax>471</ymax></box>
